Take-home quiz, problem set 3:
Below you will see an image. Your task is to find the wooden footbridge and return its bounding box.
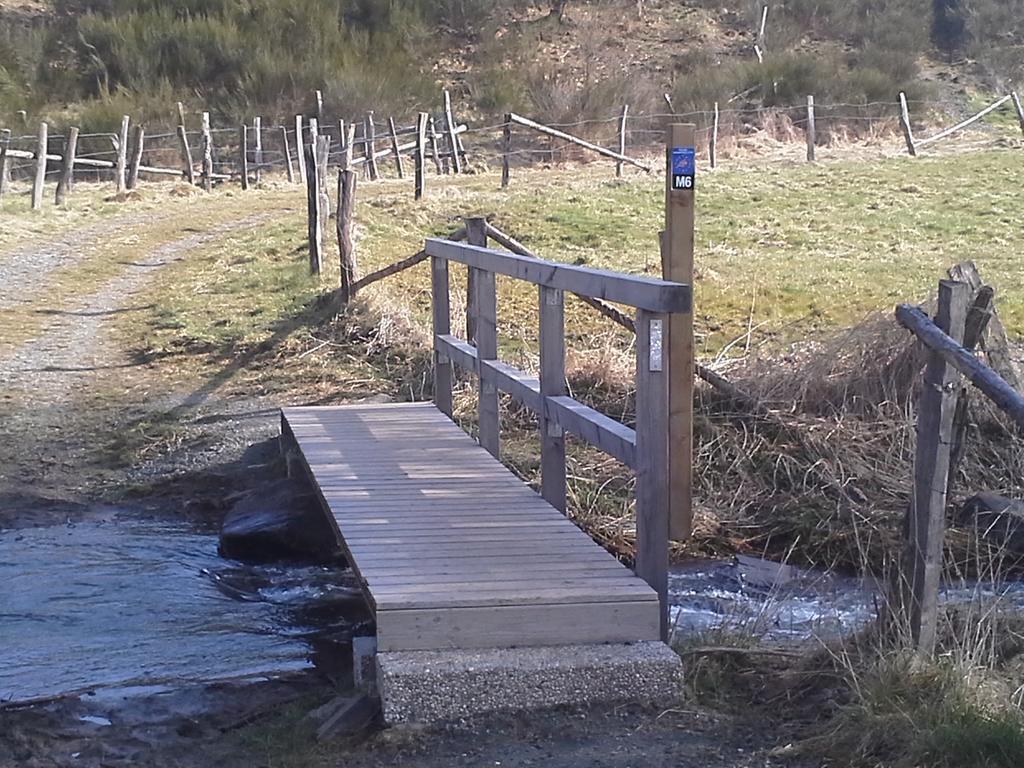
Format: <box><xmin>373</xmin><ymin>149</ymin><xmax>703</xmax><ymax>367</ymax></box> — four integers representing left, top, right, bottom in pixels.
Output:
<box><xmin>282</xmin><ymin>227</ymin><xmax>692</xmax><ymax>652</ymax></box>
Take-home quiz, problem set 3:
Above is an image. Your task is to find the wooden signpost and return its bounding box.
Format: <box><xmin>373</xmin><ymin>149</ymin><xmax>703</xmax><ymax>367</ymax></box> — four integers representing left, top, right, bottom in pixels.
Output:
<box><xmin>664</xmin><ymin>123</ymin><xmax>696</xmax><ymax>541</ymax></box>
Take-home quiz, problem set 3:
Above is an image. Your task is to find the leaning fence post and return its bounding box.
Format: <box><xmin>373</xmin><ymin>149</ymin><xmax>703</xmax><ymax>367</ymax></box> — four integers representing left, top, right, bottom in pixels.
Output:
<box><xmin>805</xmin><ymin>94</ymin><xmax>816</xmax><ymax>162</ymax></box>
<box><xmin>239</xmin><ymin>124</ymin><xmax>250</xmax><ymax>190</ymax></box>
<box><xmin>55</xmin><ymin>126</ymin><xmax>79</xmax><ymax>205</ymax></box>
<box><xmin>127</xmin><ymin>124</ymin><xmax>144</xmax><ymax>190</ymax></box>
<box><xmin>364</xmin><ymin>112</ymin><xmax>379</xmax><ymax>181</ymax></box>
<box><xmin>337</xmin><ymin>168</ymin><xmax>357</xmax><ymax>301</ymax></box>
<box><xmin>1012</xmin><ymin>91</ymin><xmax>1024</xmax><ymax>138</ymax></box>
<box><xmin>428</xmin><ymin>116</ymin><xmax>444</xmax><ymax>174</ymax></box>
<box><xmin>388</xmin><ymin>117</ymin><xmax>405</xmax><ymax>179</ymax></box>
<box><xmin>414</xmin><ymin>112</ymin><xmax>427</xmax><ymax>200</ymax></box>
<box><xmin>201</xmin><ymin>112</ymin><xmax>213</xmax><ymax>191</ymax></box>
<box><xmin>902</xmin><ymin>279</ymin><xmax>969</xmax><ymax>654</ymax></box>
<box><xmin>443</xmin><ymin>90</ymin><xmax>462</xmax><ymax>174</ymax></box>
<box><xmin>306</xmin><ymin>141</ymin><xmax>323</xmax><ymax>276</ymax></box>
<box><xmin>635</xmin><ymin>308</ymin><xmax>671</xmax><ymax>641</ymax></box>
<box><xmin>616</xmin><ymin>104</ymin><xmax>629</xmax><ymax>178</ymax></box>
<box><xmin>32</xmin><ymin>121</ymin><xmax>48</xmax><ymax>210</ymax></box>
<box><xmin>899</xmin><ymin>92</ymin><xmax>917</xmax><ymax>157</ymax></box>
<box><xmin>253</xmin><ymin>116</ymin><xmax>263</xmax><ymax>185</ymax></box>
<box><xmin>176</xmin><ymin>125</ymin><xmax>195</xmax><ymax>185</ymax></box>
<box><xmin>501</xmin><ymin>113</ymin><xmax>512</xmax><ymax>188</ymax></box>
<box><xmin>115</xmin><ymin>115</ymin><xmax>130</xmax><ymax>193</ymax></box>
<box><xmin>315</xmin><ymin>89</ymin><xmax>324</xmax><ymax>124</ymax></box>
<box><xmin>0</xmin><ymin>128</ymin><xmax>11</xmax><ymax>200</ymax></box>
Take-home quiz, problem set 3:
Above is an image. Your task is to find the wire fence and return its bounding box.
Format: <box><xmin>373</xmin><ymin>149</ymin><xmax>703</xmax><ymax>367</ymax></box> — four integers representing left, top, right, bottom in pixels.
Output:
<box><xmin>2</xmin><ymin>91</ymin><xmax>1022</xmax><ymax>209</ymax></box>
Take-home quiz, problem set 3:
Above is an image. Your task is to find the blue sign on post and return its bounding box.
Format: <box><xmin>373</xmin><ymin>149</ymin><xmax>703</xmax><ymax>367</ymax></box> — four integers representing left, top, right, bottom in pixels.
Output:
<box><xmin>671</xmin><ymin>147</ymin><xmax>695</xmax><ymax>190</ymax></box>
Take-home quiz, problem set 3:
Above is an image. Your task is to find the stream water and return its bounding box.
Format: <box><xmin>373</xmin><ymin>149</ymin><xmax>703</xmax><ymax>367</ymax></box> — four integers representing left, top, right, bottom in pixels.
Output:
<box><xmin>0</xmin><ymin>519</ymin><xmax>366</xmax><ymax>706</ymax></box>
<box><xmin>4</xmin><ymin>519</ymin><xmax>1024</xmax><ymax>706</ymax></box>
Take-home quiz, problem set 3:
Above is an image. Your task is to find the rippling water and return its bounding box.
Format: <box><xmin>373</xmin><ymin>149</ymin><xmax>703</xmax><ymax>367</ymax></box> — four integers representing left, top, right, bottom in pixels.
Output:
<box><xmin>0</xmin><ymin>520</ymin><xmax>365</xmax><ymax>705</ymax></box>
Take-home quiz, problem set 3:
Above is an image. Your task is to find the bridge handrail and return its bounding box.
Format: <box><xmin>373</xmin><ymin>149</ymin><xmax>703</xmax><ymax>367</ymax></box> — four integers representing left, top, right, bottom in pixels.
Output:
<box><xmin>427</xmin><ymin>220</ymin><xmax>692</xmax><ymax>639</ymax></box>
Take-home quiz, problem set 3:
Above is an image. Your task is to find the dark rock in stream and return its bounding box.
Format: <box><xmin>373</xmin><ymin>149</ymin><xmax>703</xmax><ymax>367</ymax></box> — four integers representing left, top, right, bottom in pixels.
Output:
<box><xmin>958</xmin><ymin>492</ymin><xmax>1024</xmax><ymax>556</ymax></box>
<box><xmin>219</xmin><ymin>478</ymin><xmax>342</xmax><ymax>564</ymax></box>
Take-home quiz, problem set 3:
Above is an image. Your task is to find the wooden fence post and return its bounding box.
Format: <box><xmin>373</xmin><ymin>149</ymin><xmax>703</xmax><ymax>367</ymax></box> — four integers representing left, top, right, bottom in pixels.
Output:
<box><xmin>539</xmin><ymin>285</ymin><xmax>567</xmax><ymax>512</ymax></box>
<box><xmin>414</xmin><ymin>112</ymin><xmax>427</xmax><ymax>200</ymax></box>
<box><xmin>501</xmin><ymin>114</ymin><xmax>512</xmax><ymax>188</ymax></box>
<box><xmin>428</xmin><ymin>116</ymin><xmax>444</xmax><ymax>174</ymax></box>
<box><xmin>32</xmin><ymin>121</ymin><xmax>47</xmax><ymax>210</ymax></box>
<box><xmin>805</xmin><ymin>94</ymin><xmax>816</xmax><ymax>162</ymax></box>
<box><xmin>337</xmin><ymin>168</ymin><xmax>357</xmax><ymax>301</ymax></box>
<box><xmin>316</xmin><ymin>90</ymin><xmax>324</xmax><ymax>124</ymax></box>
<box><xmin>903</xmin><ymin>279</ymin><xmax>969</xmax><ymax>654</ymax></box>
<box><xmin>664</xmin><ymin>123</ymin><xmax>696</xmax><ymax>541</ymax></box>
<box><xmin>55</xmin><ymin>126</ymin><xmax>79</xmax><ymax>205</ymax></box>
<box><xmin>899</xmin><ymin>92</ymin><xmax>917</xmax><ymax>157</ymax></box>
<box><xmin>616</xmin><ymin>104</ymin><xmax>629</xmax><ymax>178</ymax></box>
<box><xmin>176</xmin><ymin>125</ymin><xmax>195</xmax><ymax>185</ymax></box>
<box><xmin>388</xmin><ymin>117</ymin><xmax>405</xmax><ymax>179</ymax></box>
<box><xmin>305</xmin><ymin>142</ymin><xmax>323</xmax><ymax>276</ymax></box>
<box><xmin>364</xmin><ymin>112</ymin><xmax>379</xmax><ymax>181</ymax></box>
<box><xmin>295</xmin><ymin>115</ymin><xmax>307</xmax><ymax>186</ymax></box>
<box><xmin>1012</xmin><ymin>91</ymin><xmax>1024</xmax><ymax>137</ymax></box>
<box><xmin>115</xmin><ymin>115</ymin><xmax>130</xmax><ymax>193</ymax></box>
<box><xmin>127</xmin><ymin>124</ymin><xmax>144</xmax><ymax>190</ymax></box>
<box><xmin>316</xmin><ymin>135</ymin><xmax>331</xmax><ymax>230</ymax></box>
<box><xmin>281</xmin><ymin>125</ymin><xmax>295</xmax><ymax>183</ymax></box>
<box><xmin>0</xmin><ymin>128</ymin><xmax>10</xmax><ymax>200</ymax></box>
<box><xmin>201</xmin><ymin>112</ymin><xmax>213</xmax><ymax>192</ymax></box>
<box><xmin>432</xmin><ymin>254</ymin><xmax>454</xmax><ymax>417</ymax></box>
<box><xmin>443</xmin><ymin>90</ymin><xmax>463</xmax><ymax>174</ymax></box>
<box><xmin>710</xmin><ymin>102</ymin><xmax>719</xmax><ymax>169</ymax></box>
<box><xmin>253</xmin><ymin>116</ymin><xmax>263</xmax><ymax>185</ymax></box>
<box><xmin>467</xmin><ymin>217</ymin><xmax>499</xmax><ymax>458</ymax></box>
<box><xmin>239</xmin><ymin>124</ymin><xmax>250</xmax><ymax>191</ymax></box>
<box><xmin>635</xmin><ymin>308</ymin><xmax>671</xmax><ymax>640</ymax></box>
<box><xmin>344</xmin><ymin>123</ymin><xmax>356</xmax><ymax>170</ymax></box>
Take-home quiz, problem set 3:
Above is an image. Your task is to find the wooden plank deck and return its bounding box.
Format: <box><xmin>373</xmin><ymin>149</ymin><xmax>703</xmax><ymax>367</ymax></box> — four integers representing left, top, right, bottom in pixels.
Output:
<box><xmin>281</xmin><ymin>402</ymin><xmax>661</xmax><ymax>652</ymax></box>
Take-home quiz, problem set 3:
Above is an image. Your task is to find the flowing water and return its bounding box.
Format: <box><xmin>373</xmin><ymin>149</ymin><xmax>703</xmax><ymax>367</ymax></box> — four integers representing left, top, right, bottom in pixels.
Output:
<box><xmin>0</xmin><ymin>519</ymin><xmax>366</xmax><ymax>706</ymax></box>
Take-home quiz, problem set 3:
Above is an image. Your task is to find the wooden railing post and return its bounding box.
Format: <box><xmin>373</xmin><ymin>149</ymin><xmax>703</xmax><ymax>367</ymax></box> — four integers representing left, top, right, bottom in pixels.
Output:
<box><xmin>55</xmin><ymin>126</ymin><xmax>78</xmax><ymax>205</ymax></box>
<box><xmin>709</xmin><ymin>102</ymin><xmax>719</xmax><ymax>169</ymax></box>
<box><xmin>31</xmin><ymin>121</ymin><xmax>47</xmax><ymax>210</ymax></box>
<box><xmin>115</xmin><ymin>115</ymin><xmax>130</xmax><ymax>193</ymax></box>
<box><xmin>127</xmin><ymin>124</ymin><xmax>145</xmax><ymax>190</ymax></box>
<box><xmin>467</xmin><ymin>218</ymin><xmax>499</xmax><ymax>458</ymax></box>
<box><xmin>665</xmin><ymin>123</ymin><xmax>696</xmax><ymax>540</ymax></box>
<box><xmin>239</xmin><ymin>124</ymin><xmax>250</xmax><ymax>190</ymax></box>
<box><xmin>466</xmin><ymin>218</ymin><xmax>484</xmax><ymax>344</ymax></box>
<box><xmin>903</xmin><ymin>279</ymin><xmax>969</xmax><ymax>654</ymax></box>
<box><xmin>635</xmin><ymin>308</ymin><xmax>670</xmax><ymax>640</ymax></box>
<box><xmin>539</xmin><ymin>286</ymin><xmax>567</xmax><ymax>512</ymax></box>
<box><xmin>431</xmin><ymin>255</ymin><xmax>453</xmax><ymax>417</ymax></box>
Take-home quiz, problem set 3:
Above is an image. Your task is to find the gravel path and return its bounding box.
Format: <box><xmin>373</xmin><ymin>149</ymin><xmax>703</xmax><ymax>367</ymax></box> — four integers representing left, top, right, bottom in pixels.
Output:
<box><xmin>0</xmin><ymin>212</ymin><xmax>164</xmax><ymax>311</ymax></box>
<box><xmin>0</xmin><ymin>213</ymin><xmax>272</xmax><ymax>404</ymax></box>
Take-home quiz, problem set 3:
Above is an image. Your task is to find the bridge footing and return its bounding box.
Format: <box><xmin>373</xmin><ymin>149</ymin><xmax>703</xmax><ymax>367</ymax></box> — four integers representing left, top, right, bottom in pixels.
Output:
<box><xmin>377</xmin><ymin>641</ymin><xmax>682</xmax><ymax>724</ymax></box>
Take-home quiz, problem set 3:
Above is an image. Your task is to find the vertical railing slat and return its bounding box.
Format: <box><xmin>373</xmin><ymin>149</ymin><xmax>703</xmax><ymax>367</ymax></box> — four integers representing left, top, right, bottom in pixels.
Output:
<box><xmin>539</xmin><ymin>286</ymin><xmax>567</xmax><ymax>512</ymax></box>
